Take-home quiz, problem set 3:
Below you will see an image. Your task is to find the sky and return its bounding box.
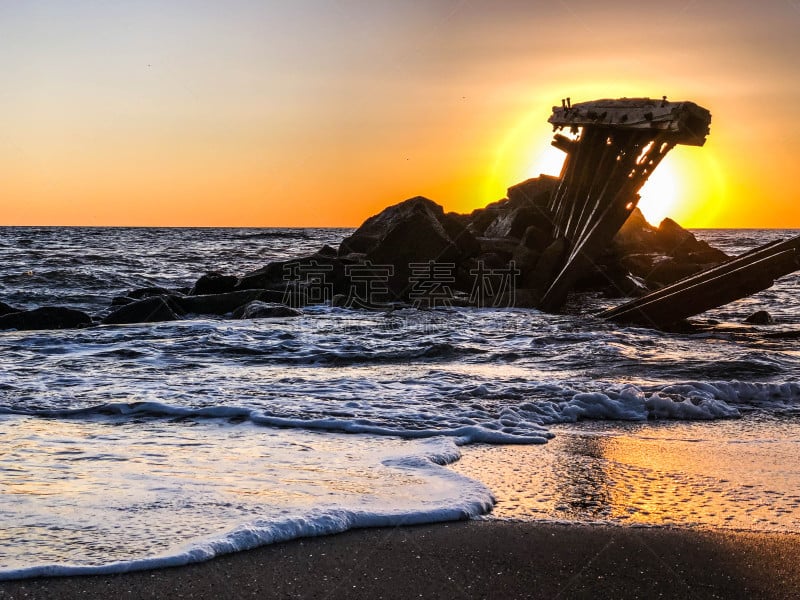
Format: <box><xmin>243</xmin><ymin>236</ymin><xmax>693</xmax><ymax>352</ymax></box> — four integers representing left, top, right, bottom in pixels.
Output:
<box><xmin>2</xmin><ymin>0</ymin><xmax>800</xmax><ymax>227</ymax></box>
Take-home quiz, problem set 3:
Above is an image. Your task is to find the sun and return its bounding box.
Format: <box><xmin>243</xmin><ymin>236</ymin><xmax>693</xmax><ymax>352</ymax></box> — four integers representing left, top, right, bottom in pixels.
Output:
<box><xmin>637</xmin><ymin>157</ymin><xmax>681</xmax><ymax>226</ymax></box>
<box><xmin>524</xmin><ymin>132</ymin><xmax>691</xmax><ymax>229</ymax></box>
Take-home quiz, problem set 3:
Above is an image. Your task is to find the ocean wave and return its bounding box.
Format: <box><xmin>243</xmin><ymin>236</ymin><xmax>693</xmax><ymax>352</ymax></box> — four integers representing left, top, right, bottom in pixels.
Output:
<box><xmin>5</xmin><ymin>379</ymin><xmax>796</xmax><ymax>445</ymax></box>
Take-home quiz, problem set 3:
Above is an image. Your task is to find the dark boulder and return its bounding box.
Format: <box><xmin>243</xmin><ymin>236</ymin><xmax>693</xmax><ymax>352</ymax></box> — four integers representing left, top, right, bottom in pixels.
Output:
<box><xmin>232</xmin><ymin>301</ymin><xmax>302</xmax><ymax>319</ymax></box>
<box><xmin>644</xmin><ymin>257</ymin><xmax>706</xmax><ymax>288</ymax></box>
<box><xmin>316</xmin><ymin>244</ymin><xmax>338</xmax><ymax>257</ymax></box>
<box><xmin>466</xmin><ymin>205</ymin><xmax>504</xmax><ymax>237</ymax></box>
<box><xmin>476</xmin><ymin>237</ymin><xmax>519</xmax><ymax>262</ymax></box>
<box><xmin>336</xmin><ymin>197</ymin><xmax>480</xmax><ymax>299</ymax></box>
<box><xmin>532</xmin><ymin>238</ymin><xmax>568</xmax><ymax>289</ymax></box>
<box><xmin>655</xmin><ymin>218</ymin><xmax>696</xmax><ymax>250</ymax></box>
<box><xmin>744</xmin><ymin>310</ymin><xmax>774</xmax><ymax>325</ymax></box>
<box><xmin>110</xmin><ymin>296</ymin><xmax>136</xmax><ymax>307</ymax></box>
<box><xmin>612</xmin><ymin>208</ymin><xmax>659</xmax><ymax>253</ymax></box>
<box><xmin>483</xmin><ymin>206</ymin><xmax>551</xmax><ymax>240</ymax></box>
<box><xmin>126</xmin><ymin>286</ymin><xmax>184</xmax><ymax>300</ymax></box>
<box><xmin>655</xmin><ymin>219</ymin><xmax>729</xmax><ymax>263</ymax></box>
<box><xmin>606</xmin><ymin>210</ymin><xmax>729</xmax><ymax>293</ymax></box>
<box><xmin>174</xmin><ymin>290</ymin><xmax>267</xmax><ymax>316</ymax></box>
<box><xmin>505</xmin><ymin>175</ymin><xmax>558</xmax><ymax>210</ymax></box>
<box><xmin>338</xmin><ymin>196</ymin><xmax>480</xmax><ymax>264</ymax></box>
<box><xmin>466</xmin><ymin>176</ymin><xmax>556</xmax><ymax>238</ymax></box>
<box><xmin>237</xmin><ymin>254</ymin><xmax>352</xmax><ymax>302</ymax></box>
<box><xmin>519</xmin><ymin>225</ymin><xmax>552</xmax><ymax>253</ymax></box>
<box><xmin>102</xmin><ymin>296</ymin><xmax>180</xmax><ymax>325</ymax></box>
<box><xmin>190</xmin><ymin>271</ymin><xmax>238</xmax><ymax>296</ymax></box>
<box><xmin>0</xmin><ymin>301</ymin><xmax>19</xmax><ymax>316</ymax></box>
<box><xmin>0</xmin><ymin>306</ymin><xmax>92</xmax><ymax>331</ymax></box>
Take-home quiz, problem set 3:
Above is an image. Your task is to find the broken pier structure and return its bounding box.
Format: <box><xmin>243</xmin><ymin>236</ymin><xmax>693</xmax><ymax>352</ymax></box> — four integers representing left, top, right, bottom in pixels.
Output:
<box><xmin>534</xmin><ymin>96</ymin><xmax>800</xmax><ymax>327</ymax></box>
<box><xmin>538</xmin><ymin>97</ymin><xmax>711</xmax><ymax>312</ymax></box>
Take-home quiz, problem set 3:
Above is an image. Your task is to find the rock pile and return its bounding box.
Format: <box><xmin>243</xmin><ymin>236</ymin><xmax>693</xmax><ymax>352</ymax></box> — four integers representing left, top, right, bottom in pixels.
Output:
<box><xmin>0</xmin><ymin>175</ymin><xmax>732</xmax><ymax>330</ymax></box>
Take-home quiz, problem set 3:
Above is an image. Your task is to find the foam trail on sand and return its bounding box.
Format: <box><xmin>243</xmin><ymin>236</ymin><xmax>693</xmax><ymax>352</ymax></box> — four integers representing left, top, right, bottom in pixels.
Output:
<box><xmin>0</xmin><ymin>420</ymin><xmax>492</xmax><ymax>581</ymax></box>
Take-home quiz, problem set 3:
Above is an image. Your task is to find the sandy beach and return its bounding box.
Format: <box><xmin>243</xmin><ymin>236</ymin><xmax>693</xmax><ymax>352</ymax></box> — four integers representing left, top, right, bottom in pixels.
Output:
<box><xmin>2</xmin><ymin>521</ymin><xmax>799</xmax><ymax>599</ymax></box>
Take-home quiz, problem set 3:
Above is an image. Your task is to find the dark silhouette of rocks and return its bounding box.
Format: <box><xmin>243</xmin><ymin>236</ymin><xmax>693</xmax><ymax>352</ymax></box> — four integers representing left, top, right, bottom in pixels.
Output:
<box><xmin>127</xmin><ymin>286</ymin><xmax>184</xmax><ymax>300</ymax></box>
<box><xmin>218</xmin><ymin>176</ymin><xmax>730</xmax><ymax>312</ymax></box>
<box><xmin>190</xmin><ymin>272</ymin><xmax>238</xmax><ymax>296</ymax></box>
<box><xmin>0</xmin><ymin>177</ymin><xmax>743</xmax><ymax>331</ymax></box>
<box><xmin>233</xmin><ymin>301</ymin><xmax>302</xmax><ymax>319</ymax></box>
<box><xmin>0</xmin><ymin>301</ymin><xmax>18</xmax><ymax>316</ymax></box>
<box><xmin>103</xmin><ymin>296</ymin><xmax>181</xmax><ymax>325</ymax></box>
<box><xmin>744</xmin><ymin>310</ymin><xmax>774</xmax><ymax>325</ymax></box>
<box><xmin>584</xmin><ymin>207</ymin><xmax>730</xmax><ymax>292</ymax></box>
<box><xmin>0</xmin><ymin>306</ymin><xmax>92</xmax><ymax>331</ymax></box>
<box><xmin>174</xmin><ymin>290</ymin><xmax>267</xmax><ymax>316</ymax></box>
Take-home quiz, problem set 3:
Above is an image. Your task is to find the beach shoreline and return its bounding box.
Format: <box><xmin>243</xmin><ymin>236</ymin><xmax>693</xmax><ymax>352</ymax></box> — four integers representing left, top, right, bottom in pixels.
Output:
<box><xmin>2</xmin><ymin>521</ymin><xmax>799</xmax><ymax>599</ymax></box>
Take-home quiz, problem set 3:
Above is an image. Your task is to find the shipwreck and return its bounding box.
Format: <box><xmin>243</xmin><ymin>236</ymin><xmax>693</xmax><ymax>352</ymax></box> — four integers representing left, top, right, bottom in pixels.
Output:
<box><xmin>534</xmin><ymin>96</ymin><xmax>800</xmax><ymax>327</ymax></box>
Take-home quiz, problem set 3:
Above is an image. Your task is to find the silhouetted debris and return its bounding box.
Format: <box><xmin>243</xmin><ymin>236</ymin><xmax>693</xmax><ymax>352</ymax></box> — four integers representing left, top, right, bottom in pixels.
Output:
<box><xmin>538</xmin><ymin>98</ymin><xmax>712</xmax><ymax>311</ymax></box>
<box><xmin>601</xmin><ymin>235</ymin><xmax>800</xmax><ymax>327</ymax></box>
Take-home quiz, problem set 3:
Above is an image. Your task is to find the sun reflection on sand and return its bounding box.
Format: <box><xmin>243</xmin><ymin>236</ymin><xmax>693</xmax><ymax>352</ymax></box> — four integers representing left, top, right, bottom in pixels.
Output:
<box><xmin>451</xmin><ymin>416</ymin><xmax>800</xmax><ymax>531</ymax></box>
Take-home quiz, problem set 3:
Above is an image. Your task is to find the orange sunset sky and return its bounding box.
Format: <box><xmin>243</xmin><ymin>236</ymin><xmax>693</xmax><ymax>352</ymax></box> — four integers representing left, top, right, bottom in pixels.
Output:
<box><xmin>2</xmin><ymin>1</ymin><xmax>800</xmax><ymax>228</ymax></box>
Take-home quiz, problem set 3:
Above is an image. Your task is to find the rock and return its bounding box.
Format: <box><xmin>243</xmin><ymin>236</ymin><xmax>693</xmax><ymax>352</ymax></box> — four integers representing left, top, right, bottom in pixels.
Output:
<box><xmin>174</xmin><ymin>290</ymin><xmax>267</xmax><ymax>316</ymax></box>
<box><xmin>533</xmin><ymin>238</ymin><xmax>568</xmax><ymax>288</ymax></box>
<box><xmin>336</xmin><ymin>196</ymin><xmax>479</xmax><ymax>299</ymax></box>
<box><xmin>613</xmin><ymin>208</ymin><xmax>658</xmax><ymax>252</ymax></box>
<box><xmin>476</xmin><ymin>237</ymin><xmax>519</xmax><ymax>262</ymax></box>
<box><xmin>511</xmin><ymin>245</ymin><xmax>542</xmax><ymax>288</ymax></box>
<box><xmin>110</xmin><ymin>296</ymin><xmax>136</xmax><ymax>307</ymax></box>
<box><xmin>519</xmin><ymin>225</ymin><xmax>551</xmax><ymax>253</ymax></box>
<box><xmin>607</xmin><ymin>210</ymin><xmax>728</xmax><ymax>295</ymax></box>
<box><xmin>0</xmin><ymin>301</ymin><xmax>19</xmax><ymax>316</ymax></box>
<box><xmin>126</xmin><ymin>286</ymin><xmax>183</xmax><ymax>300</ymax></box>
<box><xmin>465</xmin><ymin>176</ymin><xmax>556</xmax><ymax>238</ymax></box>
<box><xmin>338</xmin><ymin>196</ymin><xmax>480</xmax><ymax>264</ymax></box>
<box><xmin>237</xmin><ymin>255</ymin><xmax>352</xmax><ymax>302</ymax></box>
<box><xmin>483</xmin><ymin>206</ymin><xmax>550</xmax><ymax>240</ymax></box>
<box><xmin>466</xmin><ymin>205</ymin><xmax>503</xmax><ymax>236</ymax></box>
<box><xmin>644</xmin><ymin>257</ymin><xmax>705</xmax><ymax>287</ymax></box>
<box><xmin>102</xmin><ymin>296</ymin><xmax>180</xmax><ymax>325</ymax></box>
<box><xmin>506</xmin><ymin>175</ymin><xmax>558</xmax><ymax>210</ymax></box>
<box><xmin>618</xmin><ymin>253</ymin><xmax>657</xmax><ymax>280</ymax></box>
<box><xmin>316</xmin><ymin>244</ymin><xmax>338</xmax><ymax>257</ymax></box>
<box><xmin>744</xmin><ymin>310</ymin><xmax>774</xmax><ymax>325</ymax></box>
<box><xmin>0</xmin><ymin>306</ymin><xmax>92</xmax><ymax>331</ymax></box>
<box><xmin>232</xmin><ymin>301</ymin><xmax>302</xmax><ymax>319</ymax></box>
<box><xmin>190</xmin><ymin>271</ymin><xmax>238</xmax><ymax>296</ymax></box>
<box><xmin>655</xmin><ymin>218</ymin><xmax>695</xmax><ymax>250</ymax></box>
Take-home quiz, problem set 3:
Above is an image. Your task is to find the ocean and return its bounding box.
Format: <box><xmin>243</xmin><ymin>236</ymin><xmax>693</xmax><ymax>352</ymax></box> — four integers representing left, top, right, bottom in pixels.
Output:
<box><xmin>1</xmin><ymin>226</ymin><xmax>798</xmax><ymax>580</ymax></box>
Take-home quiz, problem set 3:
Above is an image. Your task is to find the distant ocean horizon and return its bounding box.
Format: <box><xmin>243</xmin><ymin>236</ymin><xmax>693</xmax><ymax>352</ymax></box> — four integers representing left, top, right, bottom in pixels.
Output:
<box><xmin>1</xmin><ymin>226</ymin><xmax>799</xmax><ymax>580</ymax></box>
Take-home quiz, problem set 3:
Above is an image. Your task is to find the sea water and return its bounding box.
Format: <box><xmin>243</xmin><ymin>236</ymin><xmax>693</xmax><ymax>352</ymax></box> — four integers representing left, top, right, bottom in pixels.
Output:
<box><xmin>0</xmin><ymin>227</ymin><xmax>798</xmax><ymax>579</ymax></box>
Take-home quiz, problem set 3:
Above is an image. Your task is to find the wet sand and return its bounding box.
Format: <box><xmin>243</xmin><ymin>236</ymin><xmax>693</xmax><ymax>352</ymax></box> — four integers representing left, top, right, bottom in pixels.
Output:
<box><xmin>2</xmin><ymin>521</ymin><xmax>799</xmax><ymax>599</ymax></box>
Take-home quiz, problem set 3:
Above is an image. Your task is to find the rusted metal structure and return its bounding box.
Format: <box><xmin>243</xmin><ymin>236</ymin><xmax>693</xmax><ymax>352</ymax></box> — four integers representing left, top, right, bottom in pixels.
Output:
<box><xmin>538</xmin><ymin>97</ymin><xmax>712</xmax><ymax>311</ymax></box>
<box><xmin>600</xmin><ymin>235</ymin><xmax>800</xmax><ymax>327</ymax></box>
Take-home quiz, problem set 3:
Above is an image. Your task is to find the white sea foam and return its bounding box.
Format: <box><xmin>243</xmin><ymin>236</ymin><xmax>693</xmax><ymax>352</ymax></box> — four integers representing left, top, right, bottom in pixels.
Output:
<box><xmin>0</xmin><ymin>416</ymin><xmax>493</xmax><ymax>581</ymax></box>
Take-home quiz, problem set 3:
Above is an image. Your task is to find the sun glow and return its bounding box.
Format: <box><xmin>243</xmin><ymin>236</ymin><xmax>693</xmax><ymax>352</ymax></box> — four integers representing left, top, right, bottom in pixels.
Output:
<box><xmin>638</xmin><ymin>157</ymin><xmax>681</xmax><ymax>226</ymax></box>
<box><xmin>528</xmin><ymin>139</ymin><xmax>567</xmax><ymax>178</ymax></box>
